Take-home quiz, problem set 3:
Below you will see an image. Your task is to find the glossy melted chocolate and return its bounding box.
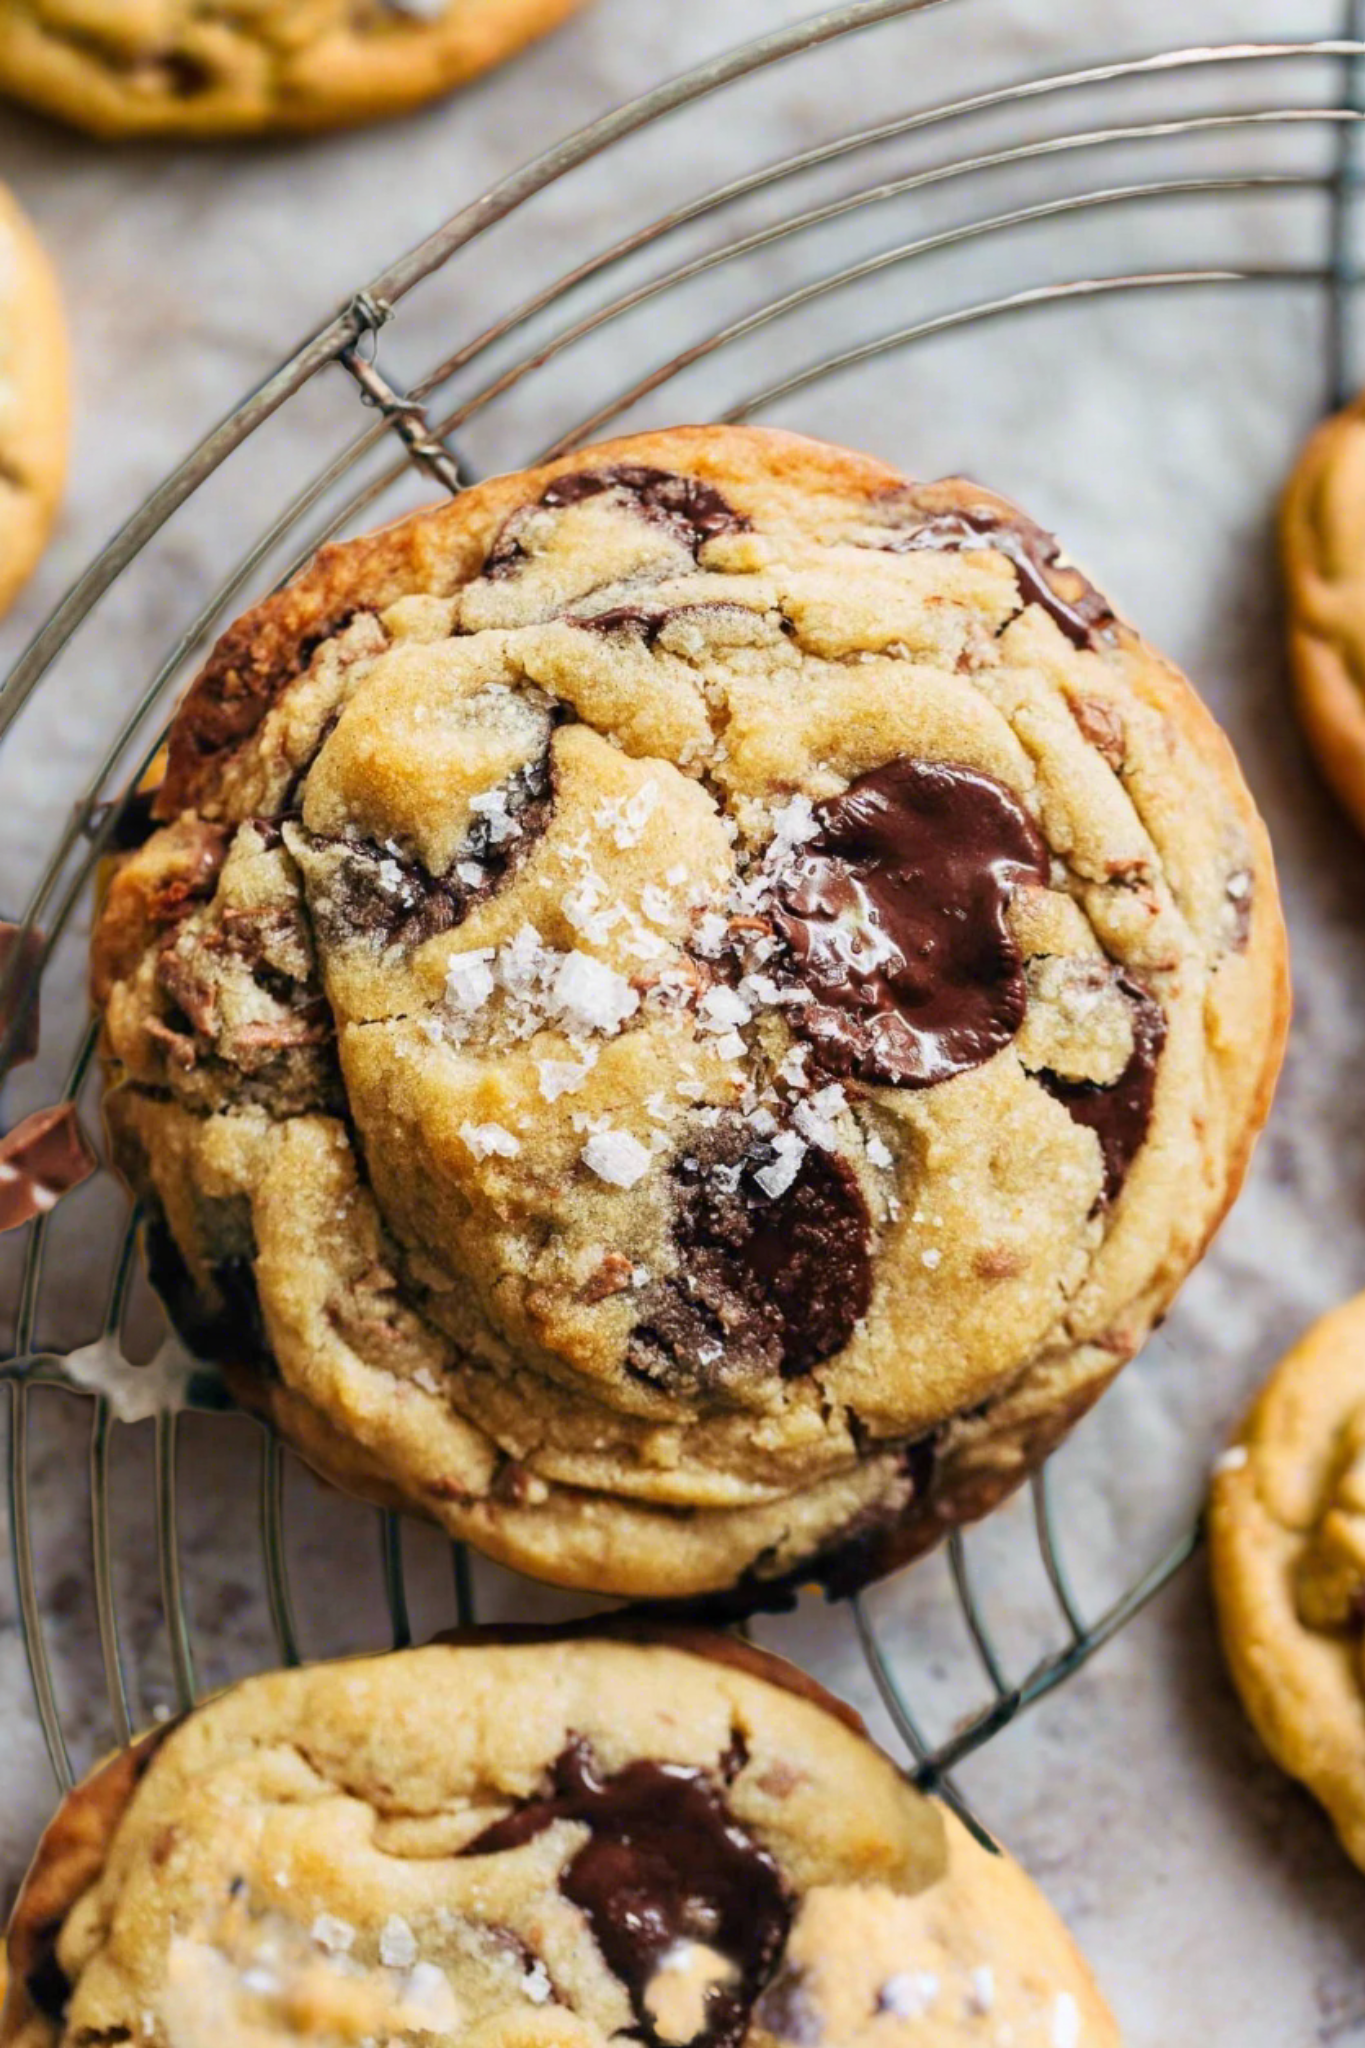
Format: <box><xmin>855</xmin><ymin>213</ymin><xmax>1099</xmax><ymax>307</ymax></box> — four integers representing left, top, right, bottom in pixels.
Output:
<box><xmin>884</xmin><ymin>502</ymin><xmax>1115</xmax><ymax>650</ymax></box>
<box><xmin>772</xmin><ymin>758</ymin><xmax>1049</xmax><ymax>1089</ymax></box>
<box><xmin>463</xmin><ymin>1739</ymin><xmax>791</xmax><ymax>2048</ymax></box>
<box><xmin>630</xmin><ymin>1130</ymin><xmax>872</xmax><ymax>1388</ymax></box>
<box><xmin>1038</xmin><ymin>977</ymin><xmax>1166</xmax><ymax>1203</ymax></box>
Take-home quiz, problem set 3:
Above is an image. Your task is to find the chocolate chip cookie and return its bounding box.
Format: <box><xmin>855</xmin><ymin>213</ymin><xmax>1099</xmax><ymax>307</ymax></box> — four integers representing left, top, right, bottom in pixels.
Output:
<box><xmin>0</xmin><ymin>181</ymin><xmax>66</xmax><ymax>619</ymax></box>
<box><xmin>91</xmin><ymin>425</ymin><xmax>1289</xmax><ymax>1604</ymax></box>
<box><xmin>2</xmin><ymin>1629</ymin><xmax>1119</xmax><ymax>2046</ymax></box>
<box><xmin>0</xmin><ymin>0</ymin><xmax>589</xmax><ymax>137</ymax></box>
<box><xmin>1210</xmin><ymin>1291</ymin><xmax>1365</xmax><ymax>1872</ymax></box>
<box><xmin>1281</xmin><ymin>388</ymin><xmax>1365</xmax><ymax>835</ymax></box>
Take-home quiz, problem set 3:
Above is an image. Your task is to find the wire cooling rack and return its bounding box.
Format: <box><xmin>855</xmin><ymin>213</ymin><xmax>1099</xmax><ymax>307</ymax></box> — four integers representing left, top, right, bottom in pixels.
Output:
<box><xmin>0</xmin><ymin>0</ymin><xmax>1357</xmax><ymax>1808</ymax></box>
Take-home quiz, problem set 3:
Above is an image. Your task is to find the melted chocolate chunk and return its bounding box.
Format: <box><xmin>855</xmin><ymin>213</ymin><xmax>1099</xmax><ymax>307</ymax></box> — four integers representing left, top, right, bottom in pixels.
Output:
<box><xmin>302</xmin><ymin>756</ymin><xmax>552</xmax><ymax>951</ymax></box>
<box><xmin>574</xmin><ymin>604</ymin><xmax>671</xmax><ymax>646</ymax></box>
<box><xmin>772</xmin><ymin>759</ymin><xmax>1049</xmax><ymax>1090</ymax></box>
<box><xmin>0</xmin><ymin>1104</ymin><xmax>97</xmax><ymax>1232</ymax></box>
<box><xmin>629</xmin><ymin>1118</ymin><xmax>871</xmax><ymax>1390</ymax></box>
<box><xmin>0</xmin><ymin>920</ymin><xmax>43</xmax><ymax>1068</ymax></box>
<box><xmin>92</xmin><ymin>784</ymin><xmax>158</xmax><ymax>852</ymax></box>
<box><xmin>145</xmin><ymin>1215</ymin><xmax>275</xmax><ymax>1375</ymax></box>
<box><xmin>880</xmin><ymin>497</ymin><xmax>1115</xmax><ymax>651</ymax></box>
<box><xmin>1037</xmin><ymin>977</ymin><xmax>1166</xmax><ymax>1203</ymax></box>
<box><xmin>463</xmin><ymin>1739</ymin><xmax>791</xmax><ymax>2048</ymax></box>
<box><xmin>24</xmin><ymin>1921</ymin><xmax>72</xmax><ymax>2025</ymax></box>
<box><xmin>484</xmin><ymin>466</ymin><xmax>747</xmax><ymax>577</ymax></box>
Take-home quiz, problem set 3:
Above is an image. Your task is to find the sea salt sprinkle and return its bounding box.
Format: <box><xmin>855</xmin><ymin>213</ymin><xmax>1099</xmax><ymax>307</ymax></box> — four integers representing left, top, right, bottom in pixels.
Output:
<box><xmin>468</xmin><ymin>788</ymin><xmax>521</xmax><ymax>845</ymax></box>
<box><xmin>522</xmin><ymin>1960</ymin><xmax>553</xmax><ymax>2006</ymax></box>
<box><xmin>581</xmin><ymin>1129</ymin><xmax>652</xmax><ymax>1188</ymax></box>
<box><xmin>310</xmin><ymin>1916</ymin><xmax>355</xmax><ymax>1955</ymax></box>
<box><xmin>400</xmin><ymin>1962</ymin><xmax>459</xmax><ymax>2030</ymax></box>
<box><xmin>1052</xmin><ymin>1990</ymin><xmax>1081</xmax><ymax>2048</ymax></box>
<box><xmin>551</xmin><ymin>950</ymin><xmax>639</xmax><ymax>1034</ymax></box>
<box><xmin>459</xmin><ymin>1122</ymin><xmax>521</xmax><ymax>1161</ymax></box>
<box><xmin>536</xmin><ymin>1050</ymin><xmax>598</xmax><ymax>1102</ymax></box>
<box><xmin>595</xmin><ymin>779</ymin><xmax>660</xmax><ymax>849</ymax></box>
<box><xmin>968</xmin><ymin>1965</ymin><xmax>995</xmax><ymax>2015</ymax></box>
<box><xmin>444</xmin><ymin>947</ymin><xmax>496</xmax><ymax>1012</ymax></box>
<box><xmin>379</xmin><ymin>1916</ymin><xmax>418</xmax><ymax>1971</ymax></box>
<box><xmin>698</xmin><ymin>986</ymin><xmax>752</xmax><ymax>1034</ymax></box>
<box><xmin>1212</xmin><ymin>1443</ymin><xmax>1248</xmax><ymax>1476</ymax></box>
<box><xmin>879</xmin><ymin>1971</ymin><xmax>939</xmax><ymax>2018</ymax></box>
<box><xmin>754</xmin><ymin>1130</ymin><xmax>806</xmax><ymax>1199</ymax></box>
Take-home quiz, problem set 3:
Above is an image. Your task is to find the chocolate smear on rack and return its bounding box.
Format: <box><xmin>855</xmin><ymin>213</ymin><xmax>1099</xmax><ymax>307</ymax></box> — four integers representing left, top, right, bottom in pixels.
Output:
<box><xmin>0</xmin><ymin>1104</ymin><xmax>97</xmax><ymax>1232</ymax></box>
<box><xmin>771</xmin><ymin>758</ymin><xmax>1049</xmax><ymax>1089</ymax></box>
<box><xmin>463</xmin><ymin>1736</ymin><xmax>791</xmax><ymax>2048</ymax></box>
<box><xmin>0</xmin><ymin>922</ymin><xmax>43</xmax><ymax>1068</ymax></box>
<box><xmin>880</xmin><ymin>491</ymin><xmax>1116</xmax><ymax>651</ymax></box>
<box><xmin>1036</xmin><ymin>976</ymin><xmax>1166</xmax><ymax>1203</ymax></box>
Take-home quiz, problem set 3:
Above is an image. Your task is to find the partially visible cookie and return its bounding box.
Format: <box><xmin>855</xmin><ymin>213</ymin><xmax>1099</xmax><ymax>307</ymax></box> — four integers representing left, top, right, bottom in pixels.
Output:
<box><xmin>2</xmin><ymin>1629</ymin><xmax>1119</xmax><ymax>2046</ymax></box>
<box><xmin>0</xmin><ymin>182</ymin><xmax>66</xmax><ymax>619</ymax></box>
<box><xmin>0</xmin><ymin>0</ymin><xmax>590</xmax><ymax>137</ymax></box>
<box><xmin>1210</xmin><ymin>1290</ymin><xmax>1365</xmax><ymax>1871</ymax></box>
<box><xmin>1282</xmin><ymin>389</ymin><xmax>1365</xmax><ymax>834</ymax></box>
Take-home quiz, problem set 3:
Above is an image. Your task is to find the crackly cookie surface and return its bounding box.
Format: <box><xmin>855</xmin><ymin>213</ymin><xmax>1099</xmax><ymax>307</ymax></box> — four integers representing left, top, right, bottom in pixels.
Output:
<box><xmin>0</xmin><ymin>182</ymin><xmax>67</xmax><ymax>619</ymax></box>
<box><xmin>0</xmin><ymin>0</ymin><xmax>587</xmax><ymax>136</ymax></box>
<box><xmin>2</xmin><ymin>1632</ymin><xmax>1119</xmax><ymax>2046</ymax></box>
<box><xmin>91</xmin><ymin>425</ymin><xmax>1289</xmax><ymax>1602</ymax></box>
<box><xmin>1210</xmin><ymin>1291</ymin><xmax>1365</xmax><ymax>1873</ymax></box>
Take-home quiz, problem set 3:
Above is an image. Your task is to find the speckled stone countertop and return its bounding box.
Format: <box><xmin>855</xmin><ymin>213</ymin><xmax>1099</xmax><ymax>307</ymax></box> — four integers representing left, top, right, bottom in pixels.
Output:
<box><xmin>2</xmin><ymin>3</ymin><xmax>1364</xmax><ymax>2041</ymax></box>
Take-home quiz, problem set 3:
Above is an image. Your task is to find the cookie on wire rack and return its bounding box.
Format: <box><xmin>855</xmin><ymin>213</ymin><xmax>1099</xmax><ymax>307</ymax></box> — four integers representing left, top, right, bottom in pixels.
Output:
<box><xmin>90</xmin><ymin>424</ymin><xmax>1289</xmax><ymax>1606</ymax></box>
<box><xmin>0</xmin><ymin>181</ymin><xmax>66</xmax><ymax>620</ymax></box>
<box><xmin>1210</xmin><ymin>1291</ymin><xmax>1365</xmax><ymax>1875</ymax></box>
<box><xmin>1</xmin><ymin>1628</ymin><xmax>1120</xmax><ymax>2046</ymax></box>
<box><xmin>0</xmin><ymin>0</ymin><xmax>590</xmax><ymax>138</ymax></box>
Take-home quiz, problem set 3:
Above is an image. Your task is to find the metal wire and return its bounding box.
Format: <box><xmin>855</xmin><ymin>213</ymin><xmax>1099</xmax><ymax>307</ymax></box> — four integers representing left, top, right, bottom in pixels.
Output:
<box><xmin>0</xmin><ymin>8</ymin><xmax>1349</xmax><ymax>1801</ymax></box>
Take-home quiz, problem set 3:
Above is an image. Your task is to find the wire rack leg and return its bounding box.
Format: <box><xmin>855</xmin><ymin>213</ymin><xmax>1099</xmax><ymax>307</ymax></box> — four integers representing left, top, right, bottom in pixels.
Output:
<box><xmin>7</xmin><ymin>1382</ymin><xmax>72</xmax><ymax>1787</ymax></box>
<box><xmin>260</xmin><ymin>1433</ymin><xmax>302</xmax><ymax>1669</ymax></box>
<box><xmin>155</xmin><ymin>1411</ymin><xmax>197</xmax><ymax>1711</ymax></box>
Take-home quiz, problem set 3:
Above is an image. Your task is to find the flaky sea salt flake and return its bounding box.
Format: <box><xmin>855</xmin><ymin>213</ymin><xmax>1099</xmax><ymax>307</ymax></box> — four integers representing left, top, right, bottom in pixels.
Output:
<box><xmin>582</xmin><ymin>1129</ymin><xmax>651</xmax><ymax>1189</ymax></box>
<box><xmin>445</xmin><ymin>948</ymin><xmax>496</xmax><ymax>1012</ymax></box>
<box><xmin>311</xmin><ymin>1915</ymin><xmax>355</xmax><ymax>1955</ymax></box>
<box><xmin>699</xmin><ymin>986</ymin><xmax>751</xmax><ymax>1033</ymax></box>
<box><xmin>754</xmin><ymin>1131</ymin><xmax>806</xmax><ymax>1199</ymax></box>
<box><xmin>552</xmin><ymin>951</ymin><xmax>639</xmax><ymax>1035</ymax></box>
<box><xmin>459</xmin><ymin>1122</ymin><xmax>521</xmax><ymax>1161</ymax></box>
<box><xmin>379</xmin><ymin>1916</ymin><xmax>418</xmax><ymax>1970</ymax></box>
<box><xmin>537</xmin><ymin>1049</ymin><xmax>597</xmax><ymax>1102</ymax></box>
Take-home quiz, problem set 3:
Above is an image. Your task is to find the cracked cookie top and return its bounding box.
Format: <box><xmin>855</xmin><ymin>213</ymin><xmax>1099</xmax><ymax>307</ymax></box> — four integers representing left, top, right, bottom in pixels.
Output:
<box><xmin>2</xmin><ymin>1631</ymin><xmax>1120</xmax><ymax>2047</ymax></box>
<box><xmin>0</xmin><ymin>0</ymin><xmax>588</xmax><ymax>136</ymax></box>
<box><xmin>92</xmin><ymin>425</ymin><xmax>1287</xmax><ymax>1601</ymax></box>
<box><xmin>1210</xmin><ymin>1290</ymin><xmax>1365</xmax><ymax>1875</ymax></box>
